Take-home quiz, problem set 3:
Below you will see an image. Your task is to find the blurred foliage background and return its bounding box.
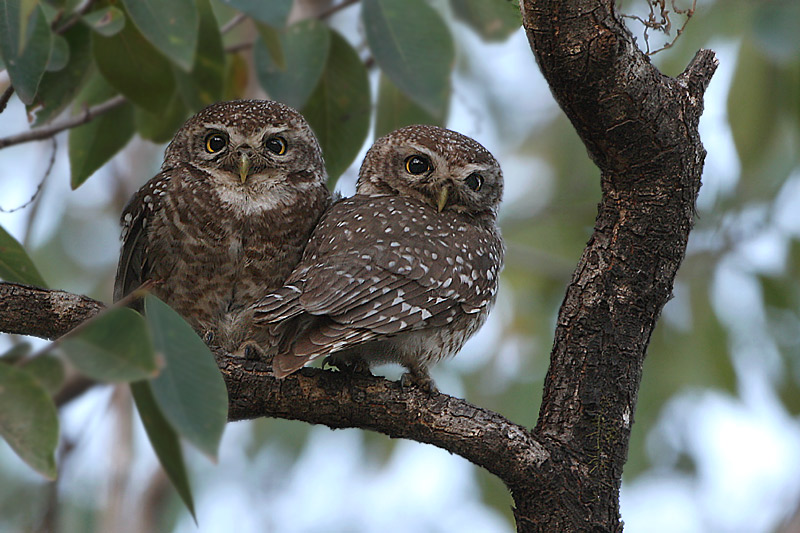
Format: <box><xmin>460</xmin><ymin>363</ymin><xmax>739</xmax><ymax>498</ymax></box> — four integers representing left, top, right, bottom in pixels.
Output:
<box><xmin>1</xmin><ymin>0</ymin><xmax>799</xmax><ymax>531</ymax></box>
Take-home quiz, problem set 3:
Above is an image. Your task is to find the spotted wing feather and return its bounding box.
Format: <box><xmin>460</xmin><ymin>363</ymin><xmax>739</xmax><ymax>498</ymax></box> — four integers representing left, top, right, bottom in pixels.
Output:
<box><xmin>113</xmin><ymin>174</ymin><xmax>171</xmax><ymax>304</ymax></box>
<box><xmin>254</xmin><ymin>195</ymin><xmax>502</xmax><ymax>375</ymax></box>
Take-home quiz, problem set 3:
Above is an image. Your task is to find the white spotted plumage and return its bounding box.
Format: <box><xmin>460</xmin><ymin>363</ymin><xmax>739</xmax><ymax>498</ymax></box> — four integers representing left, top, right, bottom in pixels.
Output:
<box><xmin>252</xmin><ymin>124</ymin><xmax>504</xmax><ymax>392</ymax></box>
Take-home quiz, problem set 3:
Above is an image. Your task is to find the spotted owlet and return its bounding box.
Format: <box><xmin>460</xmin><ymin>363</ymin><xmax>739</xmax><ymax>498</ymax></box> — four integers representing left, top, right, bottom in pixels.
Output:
<box><xmin>251</xmin><ymin>124</ymin><xmax>504</xmax><ymax>392</ymax></box>
<box><xmin>114</xmin><ymin>99</ymin><xmax>330</xmax><ymax>354</ymax></box>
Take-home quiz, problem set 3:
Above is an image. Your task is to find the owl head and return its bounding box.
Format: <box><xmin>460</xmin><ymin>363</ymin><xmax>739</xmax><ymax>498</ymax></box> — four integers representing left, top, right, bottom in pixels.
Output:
<box><xmin>357</xmin><ymin>125</ymin><xmax>503</xmax><ymax>217</ymax></box>
<box><xmin>163</xmin><ymin>99</ymin><xmax>326</xmax><ymax>189</ymax></box>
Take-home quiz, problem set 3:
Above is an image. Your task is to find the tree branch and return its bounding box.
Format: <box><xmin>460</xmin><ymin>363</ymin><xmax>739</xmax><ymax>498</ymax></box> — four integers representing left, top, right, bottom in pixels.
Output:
<box><xmin>0</xmin><ymin>95</ymin><xmax>127</xmax><ymax>150</ymax></box>
<box><xmin>0</xmin><ymin>281</ymin><xmax>551</xmax><ymax>492</ymax></box>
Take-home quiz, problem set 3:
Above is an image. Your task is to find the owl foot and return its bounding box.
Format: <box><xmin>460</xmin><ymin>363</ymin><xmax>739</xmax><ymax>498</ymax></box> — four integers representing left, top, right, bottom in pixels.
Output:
<box><xmin>234</xmin><ymin>341</ymin><xmax>265</xmax><ymax>360</ymax></box>
<box><xmin>400</xmin><ymin>368</ymin><xmax>438</xmax><ymax>395</ymax></box>
<box><xmin>323</xmin><ymin>356</ymin><xmax>372</xmax><ymax>376</ymax></box>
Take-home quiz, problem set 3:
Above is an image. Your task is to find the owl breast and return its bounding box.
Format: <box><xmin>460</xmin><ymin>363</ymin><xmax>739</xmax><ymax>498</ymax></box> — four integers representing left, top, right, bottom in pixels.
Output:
<box><xmin>148</xmin><ymin>169</ymin><xmax>327</xmax><ymax>347</ymax></box>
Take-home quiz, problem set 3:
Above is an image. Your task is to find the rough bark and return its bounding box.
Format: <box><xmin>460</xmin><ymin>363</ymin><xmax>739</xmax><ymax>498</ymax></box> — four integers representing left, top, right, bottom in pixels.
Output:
<box><xmin>0</xmin><ymin>1</ymin><xmax>717</xmax><ymax>531</ymax></box>
<box><xmin>517</xmin><ymin>0</ymin><xmax>716</xmax><ymax>530</ymax></box>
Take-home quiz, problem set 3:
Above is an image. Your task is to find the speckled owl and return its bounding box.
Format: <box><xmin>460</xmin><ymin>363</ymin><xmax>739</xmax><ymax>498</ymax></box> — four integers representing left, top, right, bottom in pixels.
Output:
<box><xmin>252</xmin><ymin>124</ymin><xmax>504</xmax><ymax>392</ymax></box>
<box><xmin>114</xmin><ymin>100</ymin><xmax>330</xmax><ymax>354</ymax></box>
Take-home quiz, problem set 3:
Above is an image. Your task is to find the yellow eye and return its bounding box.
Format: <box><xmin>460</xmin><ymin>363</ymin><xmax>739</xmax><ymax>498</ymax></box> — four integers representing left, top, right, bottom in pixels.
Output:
<box><xmin>405</xmin><ymin>155</ymin><xmax>431</xmax><ymax>175</ymax></box>
<box><xmin>464</xmin><ymin>172</ymin><xmax>483</xmax><ymax>192</ymax></box>
<box><xmin>265</xmin><ymin>136</ymin><xmax>288</xmax><ymax>155</ymax></box>
<box><xmin>205</xmin><ymin>132</ymin><xmax>227</xmax><ymax>153</ymax></box>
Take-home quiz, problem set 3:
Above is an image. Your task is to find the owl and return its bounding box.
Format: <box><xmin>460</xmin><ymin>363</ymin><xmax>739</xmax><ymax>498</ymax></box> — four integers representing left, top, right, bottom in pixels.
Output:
<box><xmin>114</xmin><ymin>99</ymin><xmax>330</xmax><ymax>355</ymax></box>
<box><xmin>252</xmin><ymin>124</ymin><xmax>504</xmax><ymax>392</ymax></box>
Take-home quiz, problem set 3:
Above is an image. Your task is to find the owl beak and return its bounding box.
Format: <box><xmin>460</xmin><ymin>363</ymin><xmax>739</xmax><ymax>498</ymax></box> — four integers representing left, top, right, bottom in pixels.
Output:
<box><xmin>239</xmin><ymin>153</ymin><xmax>252</xmax><ymax>184</ymax></box>
<box><xmin>437</xmin><ymin>186</ymin><xmax>449</xmax><ymax>212</ymax></box>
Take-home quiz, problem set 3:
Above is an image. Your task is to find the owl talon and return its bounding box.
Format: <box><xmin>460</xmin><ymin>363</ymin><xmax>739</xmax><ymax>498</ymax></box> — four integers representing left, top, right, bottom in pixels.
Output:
<box><xmin>233</xmin><ymin>341</ymin><xmax>263</xmax><ymax>360</ymax></box>
<box><xmin>323</xmin><ymin>356</ymin><xmax>372</xmax><ymax>376</ymax></box>
<box><xmin>400</xmin><ymin>369</ymin><xmax>438</xmax><ymax>395</ymax></box>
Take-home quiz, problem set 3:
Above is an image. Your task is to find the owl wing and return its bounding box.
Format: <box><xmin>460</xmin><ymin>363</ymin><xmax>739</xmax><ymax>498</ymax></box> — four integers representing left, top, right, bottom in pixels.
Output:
<box><xmin>254</xmin><ymin>195</ymin><xmax>503</xmax><ymax>377</ymax></box>
<box><xmin>113</xmin><ymin>173</ymin><xmax>170</xmax><ymax>304</ymax></box>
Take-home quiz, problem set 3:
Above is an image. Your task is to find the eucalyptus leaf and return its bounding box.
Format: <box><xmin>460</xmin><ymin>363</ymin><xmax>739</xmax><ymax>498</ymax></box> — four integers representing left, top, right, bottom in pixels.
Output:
<box><xmin>254</xmin><ymin>19</ymin><xmax>330</xmax><ymax>110</ymax></box>
<box><xmin>362</xmin><ymin>0</ymin><xmax>454</xmax><ymax>118</ymax></box>
<box><xmin>21</xmin><ymin>355</ymin><xmax>66</xmax><ymax>395</ymax></box>
<box><xmin>60</xmin><ymin>307</ymin><xmax>158</xmax><ymax>382</ymax></box>
<box><xmin>92</xmin><ymin>18</ymin><xmax>175</xmax><ymax>113</ymax></box>
<box><xmin>301</xmin><ymin>30</ymin><xmax>370</xmax><ymax>184</ymax></box>
<box><xmin>131</xmin><ymin>381</ymin><xmax>196</xmax><ymax>520</ymax></box>
<box><xmin>121</xmin><ymin>0</ymin><xmax>198</xmax><ymax>71</ymax></box>
<box><xmin>172</xmin><ymin>0</ymin><xmax>224</xmax><ymax>112</ymax></box>
<box><xmin>0</xmin><ymin>364</ymin><xmax>59</xmax><ymax>480</ymax></box>
<box><xmin>375</xmin><ymin>74</ymin><xmax>440</xmax><ymax>139</ymax></box>
<box><xmin>450</xmin><ymin>0</ymin><xmax>521</xmax><ymax>42</ymax></box>
<box><xmin>0</xmin><ymin>224</ymin><xmax>48</xmax><ymax>287</ymax></box>
<box><xmin>82</xmin><ymin>6</ymin><xmax>126</xmax><ymax>37</ymax></box>
<box><xmin>220</xmin><ymin>0</ymin><xmax>292</xmax><ymax>27</ymax></box>
<box><xmin>30</xmin><ymin>23</ymin><xmax>93</xmax><ymax>126</ymax></box>
<box><xmin>0</xmin><ymin>2</ymin><xmax>53</xmax><ymax>104</ymax></box>
<box><xmin>68</xmin><ymin>74</ymin><xmax>134</xmax><ymax>188</ymax></box>
<box><xmin>144</xmin><ymin>295</ymin><xmax>227</xmax><ymax>461</ymax></box>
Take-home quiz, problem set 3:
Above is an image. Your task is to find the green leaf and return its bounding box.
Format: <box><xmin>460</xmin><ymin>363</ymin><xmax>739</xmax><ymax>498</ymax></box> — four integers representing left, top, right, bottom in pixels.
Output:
<box><xmin>131</xmin><ymin>381</ymin><xmax>196</xmax><ymax>520</ymax></box>
<box><xmin>221</xmin><ymin>0</ymin><xmax>292</xmax><ymax>27</ymax></box>
<box><xmin>92</xmin><ymin>17</ymin><xmax>175</xmax><ymax>113</ymax></box>
<box><xmin>0</xmin><ymin>224</ymin><xmax>48</xmax><ymax>287</ymax></box>
<box><xmin>57</xmin><ymin>307</ymin><xmax>158</xmax><ymax>381</ymax></box>
<box><xmin>135</xmin><ymin>94</ymin><xmax>188</xmax><ymax>143</ymax></box>
<box><xmin>301</xmin><ymin>30</ymin><xmax>370</xmax><ymax>184</ymax></box>
<box><xmin>121</xmin><ymin>0</ymin><xmax>198</xmax><ymax>71</ymax></box>
<box><xmin>752</xmin><ymin>0</ymin><xmax>800</xmax><ymax>64</ymax></box>
<box><xmin>254</xmin><ymin>19</ymin><xmax>330</xmax><ymax>110</ymax></box>
<box><xmin>222</xmin><ymin>52</ymin><xmax>249</xmax><ymax>101</ymax></box>
<box><xmin>21</xmin><ymin>355</ymin><xmax>66</xmax><ymax>395</ymax></box>
<box><xmin>0</xmin><ymin>2</ymin><xmax>53</xmax><ymax>104</ymax></box>
<box><xmin>144</xmin><ymin>295</ymin><xmax>227</xmax><ymax>461</ymax></box>
<box><xmin>362</xmin><ymin>0</ymin><xmax>454</xmax><ymax>118</ymax></box>
<box><xmin>727</xmin><ymin>39</ymin><xmax>780</xmax><ymax>173</ymax></box>
<box><xmin>82</xmin><ymin>6</ymin><xmax>126</xmax><ymax>37</ymax></box>
<box><xmin>450</xmin><ymin>0</ymin><xmax>520</xmax><ymax>42</ymax></box>
<box><xmin>0</xmin><ymin>342</ymin><xmax>32</xmax><ymax>364</ymax></box>
<box><xmin>375</xmin><ymin>74</ymin><xmax>440</xmax><ymax>139</ymax></box>
<box><xmin>45</xmin><ymin>34</ymin><xmax>69</xmax><ymax>72</ymax></box>
<box><xmin>0</xmin><ymin>364</ymin><xmax>59</xmax><ymax>480</ymax></box>
<box><xmin>255</xmin><ymin>23</ymin><xmax>285</xmax><ymax>70</ymax></box>
<box><xmin>172</xmin><ymin>0</ymin><xmax>224</xmax><ymax>112</ymax></box>
<box><xmin>29</xmin><ymin>23</ymin><xmax>93</xmax><ymax>126</ymax></box>
<box><xmin>68</xmin><ymin>75</ymin><xmax>134</xmax><ymax>189</ymax></box>
<box><xmin>59</xmin><ymin>307</ymin><xmax>158</xmax><ymax>382</ymax></box>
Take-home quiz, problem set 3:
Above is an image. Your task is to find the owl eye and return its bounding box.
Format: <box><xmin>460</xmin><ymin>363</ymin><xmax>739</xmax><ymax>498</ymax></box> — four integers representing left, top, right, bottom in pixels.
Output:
<box><xmin>464</xmin><ymin>172</ymin><xmax>483</xmax><ymax>192</ymax></box>
<box><xmin>205</xmin><ymin>132</ymin><xmax>227</xmax><ymax>153</ymax></box>
<box><xmin>265</xmin><ymin>136</ymin><xmax>288</xmax><ymax>155</ymax></box>
<box><xmin>405</xmin><ymin>155</ymin><xmax>431</xmax><ymax>175</ymax></box>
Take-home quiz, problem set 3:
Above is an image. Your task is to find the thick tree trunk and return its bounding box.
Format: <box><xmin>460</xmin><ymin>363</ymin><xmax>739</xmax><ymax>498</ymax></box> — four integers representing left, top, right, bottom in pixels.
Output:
<box><xmin>515</xmin><ymin>0</ymin><xmax>716</xmax><ymax>530</ymax></box>
<box><xmin>0</xmin><ymin>1</ymin><xmax>716</xmax><ymax>531</ymax></box>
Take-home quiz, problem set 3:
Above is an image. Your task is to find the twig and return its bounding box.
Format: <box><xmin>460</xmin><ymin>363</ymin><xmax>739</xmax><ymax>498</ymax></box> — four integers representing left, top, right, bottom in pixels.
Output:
<box><xmin>221</xmin><ymin>12</ymin><xmax>248</xmax><ymax>34</ymax></box>
<box><xmin>224</xmin><ymin>41</ymin><xmax>254</xmax><ymax>54</ymax></box>
<box><xmin>621</xmin><ymin>0</ymin><xmax>696</xmax><ymax>55</ymax></box>
<box><xmin>53</xmin><ymin>0</ymin><xmax>97</xmax><ymax>35</ymax></box>
<box><xmin>0</xmin><ymin>86</ymin><xmax>14</xmax><ymax>115</ymax></box>
<box><xmin>317</xmin><ymin>0</ymin><xmax>360</xmax><ymax>20</ymax></box>
<box><xmin>22</xmin><ymin>138</ymin><xmax>56</xmax><ymax>246</ymax></box>
<box><xmin>0</xmin><ymin>95</ymin><xmax>127</xmax><ymax>150</ymax></box>
<box><xmin>1</xmin><ymin>138</ymin><xmax>55</xmax><ymax>216</ymax></box>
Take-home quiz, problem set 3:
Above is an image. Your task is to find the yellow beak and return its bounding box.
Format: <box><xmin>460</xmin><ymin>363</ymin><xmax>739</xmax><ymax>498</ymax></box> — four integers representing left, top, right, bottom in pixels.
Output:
<box><xmin>437</xmin><ymin>187</ymin><xmax>449</xmax><ymax>212</ymax></box>
<box><xmin>239</xmin><ymin>153</ymin><xmax>251</xmax><ymax>184</ymax></box>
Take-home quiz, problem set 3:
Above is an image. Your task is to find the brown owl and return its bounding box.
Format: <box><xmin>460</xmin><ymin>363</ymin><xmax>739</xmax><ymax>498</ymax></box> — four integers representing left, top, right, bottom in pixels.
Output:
<box><xmin>252</xmin><ymin>124</ymin><xmax>504</xmax><ymax>392</ymax></box>
<box><xmin>114</xmin><ymin>99</ymin><xmax>330</xmax><ymax>355</ymax></box>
